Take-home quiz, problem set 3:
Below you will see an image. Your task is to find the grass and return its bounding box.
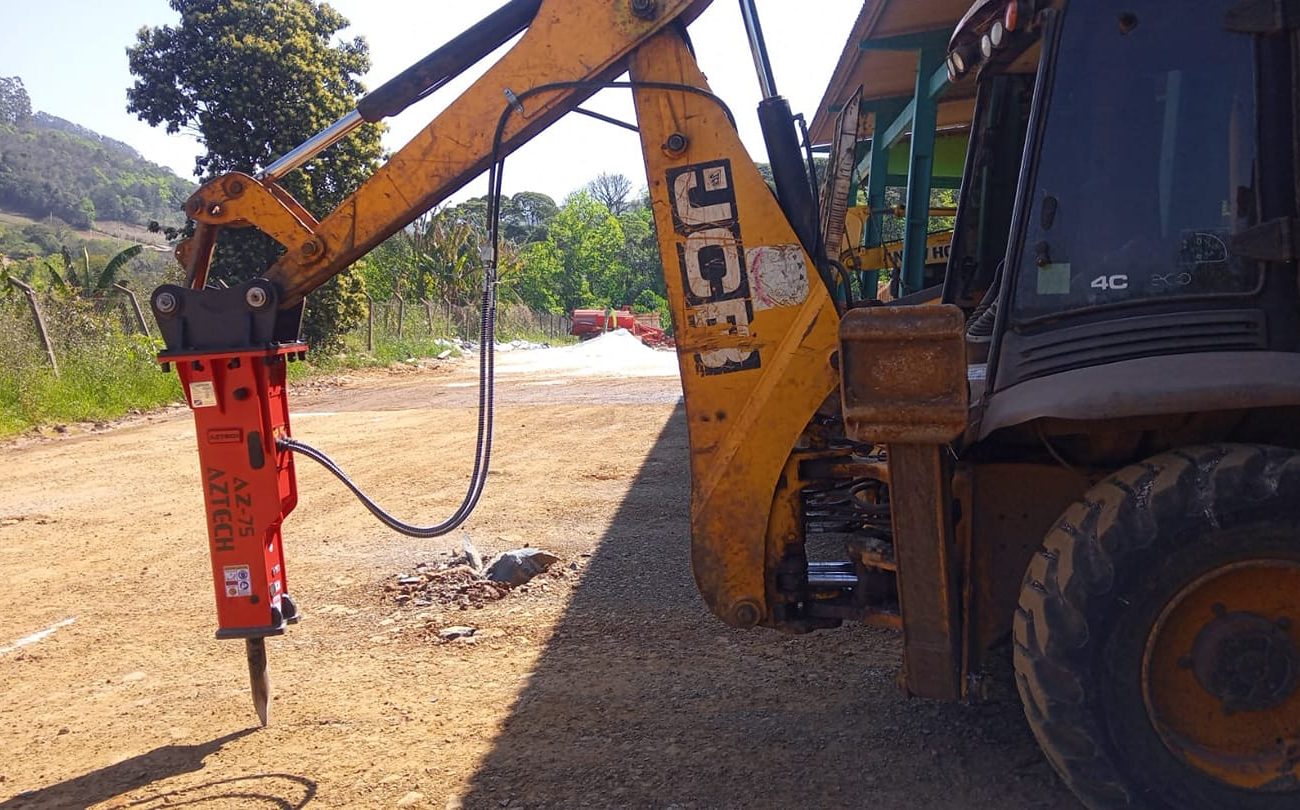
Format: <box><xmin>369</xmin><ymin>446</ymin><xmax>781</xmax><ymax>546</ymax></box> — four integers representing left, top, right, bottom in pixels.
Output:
<box><xmin>0</xmin><ymin>313</ymin><xmax>575</xmax><ymax>438</ymax></box>
<box><xmin>308</xmin><ymin>332</ymin><xmax>462</xmax><ymax>372</ymax></box>
<box><xmin>0</xmin><ymin>333</ymin><xmax>181</xmax><ymax>436</ymax></box>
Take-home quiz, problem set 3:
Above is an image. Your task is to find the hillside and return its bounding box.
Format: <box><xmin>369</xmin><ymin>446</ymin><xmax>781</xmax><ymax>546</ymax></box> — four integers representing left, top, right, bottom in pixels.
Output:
<box><xmin>0</xmin><ymin>77</ymin><xmax>194</xmax><ymax>231</ymax></box>
<box><xmin>0</xmin><ymin>208</ymin><xmax>169</xmax><ymax>259</ymax></box>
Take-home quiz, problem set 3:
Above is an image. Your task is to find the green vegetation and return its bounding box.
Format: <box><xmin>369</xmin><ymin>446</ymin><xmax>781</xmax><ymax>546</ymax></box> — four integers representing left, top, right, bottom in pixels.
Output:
<box><xmin>363</xmin><ymin>179</ymin><xmax>670</xmax><ymax>331</ymax></box>
<box><xmin>46</xmin><ymin>244</ymin><xmax>145</xmax><ymax>297</ymax></box>
<box><xmin>1</xmin><ymin>2</ymin><xmax>672</xmax><ymax>437</ymax></box>
<box><xmin>0</xmin><ymin>296</ymin><xmax>179</xmax><ymax>435</ymax></box>
<box><xmin>0</xmin><ymin>77</ymin><xmax>193</xmax><ymax>229</ymax></box>
<box><xmin>307</xmin><ymin>299</ymin><xmax>574</xmax><ymax>373</ymax></box>
<box><xmin>0</xmin><ymin>214</ymin><xmax>148</xmax><ymax>261</ymax></box>
<box><xmin>0</xmin><ymin>166</ymin><xmax>670</xmax><ymax>437</ymax></box>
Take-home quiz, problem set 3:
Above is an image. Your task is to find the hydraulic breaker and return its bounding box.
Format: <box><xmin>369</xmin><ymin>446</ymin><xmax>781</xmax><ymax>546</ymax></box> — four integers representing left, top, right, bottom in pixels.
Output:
<box><xmin>153</xmin><ymin>279</ymin><xmax>305</xmax><ymax>725</ymax></box>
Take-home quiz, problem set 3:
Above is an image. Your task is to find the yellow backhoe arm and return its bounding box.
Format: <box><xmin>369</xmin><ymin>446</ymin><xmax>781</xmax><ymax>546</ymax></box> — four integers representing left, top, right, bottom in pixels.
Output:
<box><xmin>182</xmin><ymin>0</ymin><xmax>711</xmax><ymax>307</ymax></box>
<box><xmin>167</xmin><ymin>0</ymin><xmax>841</xmax><ymax>633</ymax></box>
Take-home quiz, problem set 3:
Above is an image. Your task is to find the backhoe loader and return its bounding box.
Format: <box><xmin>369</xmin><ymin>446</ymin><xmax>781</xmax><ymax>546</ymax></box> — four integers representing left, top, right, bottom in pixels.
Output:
<box><xmin>149</xmin><ymin>1</ymin><xmax>1300</xmax><ymax>807</ymax></box>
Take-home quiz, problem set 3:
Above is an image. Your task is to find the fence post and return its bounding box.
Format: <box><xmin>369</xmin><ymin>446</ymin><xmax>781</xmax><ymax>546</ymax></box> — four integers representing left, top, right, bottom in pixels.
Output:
<box><xmin>394</xmin><ymin>293</ymin><xmax>405</xmax><ymax>339</ymax></box>
<box><xmin>423</xmin><ymin>298</ymin><xmax>434</xmax><ymax>334</ymax></box>
<box><xmin>6</xmin><ymin>276</ymin><xmax>59</xmax><ymax>376</ymax></box>
<box><xmin>112</xmin><ymin>281</ymin><xmax>151</xmax><ymax>338</ymax></box>
<box><xmin>366</xmin><ymin>293</ymin><xmax>375</xmax><ymax>352</ymax></box>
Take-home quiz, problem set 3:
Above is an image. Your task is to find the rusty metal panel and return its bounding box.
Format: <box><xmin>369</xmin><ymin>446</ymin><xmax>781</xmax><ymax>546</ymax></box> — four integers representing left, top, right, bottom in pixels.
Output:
<box><xmin>966</xmin><ymin>462</ymin><xmax>1087</xmax><ymax>670</ymax></box>
<box><xmin>889</xmin><ymin>443</ymin><xmax>962</xmax><ymax>700</ymax></box>
<box><xmin>840</xmin><ymin>304</ymin><xmax>968</xmax><ymax>444</ymax></box>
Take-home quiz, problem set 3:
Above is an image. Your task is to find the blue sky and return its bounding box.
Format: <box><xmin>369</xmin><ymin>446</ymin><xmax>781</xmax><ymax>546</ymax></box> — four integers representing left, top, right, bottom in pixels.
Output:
<box><xmin>2</xmin><ymin>1</ymin><xmax>861</xmax><ymax>203</ymax></box>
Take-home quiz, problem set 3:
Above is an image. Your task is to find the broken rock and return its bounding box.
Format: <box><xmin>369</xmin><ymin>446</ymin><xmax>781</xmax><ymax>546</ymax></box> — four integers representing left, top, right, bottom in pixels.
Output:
<box><xmin>450</xmin><ymin>535</ymin><xmax>483</xmax><ymax>572</ymax></box>
<box><xmin>485</xmin><ymin>549</ymin><xmax>559</xmax><ymax>586</ymax></box>
<box><xmin>438</xmin><ymin>626</ymin><xmax>476</xmax><ymax>641</ymax></box>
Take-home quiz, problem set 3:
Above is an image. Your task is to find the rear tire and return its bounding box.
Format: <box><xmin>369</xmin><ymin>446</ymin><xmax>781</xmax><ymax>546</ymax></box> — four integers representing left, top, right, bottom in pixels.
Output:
<box><xmin>1013</xmin><ymin>444</ymin><xmax>1300</xmax><ymax>809</ymax></box>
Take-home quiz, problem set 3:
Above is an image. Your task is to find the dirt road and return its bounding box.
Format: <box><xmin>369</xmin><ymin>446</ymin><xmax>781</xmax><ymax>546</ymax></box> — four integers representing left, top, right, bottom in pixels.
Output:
<box><xmin>0</xmin><ymin>342</ymin><xmax>1078</xmax><ymax>809</ymax></box>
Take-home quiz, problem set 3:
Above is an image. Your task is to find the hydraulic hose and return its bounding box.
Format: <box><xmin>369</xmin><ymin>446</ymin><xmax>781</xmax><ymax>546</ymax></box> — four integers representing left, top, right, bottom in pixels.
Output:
<box><xmin>278</xmin><ymin>265</ymin><xmax>497</xmax><ymax>537</ymax></box>
<box><xmin>276</xmin><ymin>74</ymin><xmax>735</xmax><ymax>538</ymax></box>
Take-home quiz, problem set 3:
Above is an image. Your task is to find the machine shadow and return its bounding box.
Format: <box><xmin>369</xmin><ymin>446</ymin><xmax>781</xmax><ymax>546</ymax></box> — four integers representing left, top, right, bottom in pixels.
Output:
<box><xmin>461</xmin><ymin>406</ymin><xmax>1078</xmax><ymax>809</ymax></box>
<box><xmin>0</xmin><ymin>730</ymin><xmax>316</xmax><ymax>810</ymax></box>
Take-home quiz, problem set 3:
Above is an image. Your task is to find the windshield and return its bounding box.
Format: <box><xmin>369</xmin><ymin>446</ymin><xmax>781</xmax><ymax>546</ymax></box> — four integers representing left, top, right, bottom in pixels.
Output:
<box><xmin>1011</xmin><ymin>0</ymin><xmax>1259</xmax><ymax>321</ymax></box>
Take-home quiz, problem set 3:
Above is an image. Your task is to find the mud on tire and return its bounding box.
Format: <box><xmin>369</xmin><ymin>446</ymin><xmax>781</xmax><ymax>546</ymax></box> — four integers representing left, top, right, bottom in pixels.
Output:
<box><xmin>1013</xmin><ymin>444</ymin><xmax>1300</xmax><ymax>810</ymax></box>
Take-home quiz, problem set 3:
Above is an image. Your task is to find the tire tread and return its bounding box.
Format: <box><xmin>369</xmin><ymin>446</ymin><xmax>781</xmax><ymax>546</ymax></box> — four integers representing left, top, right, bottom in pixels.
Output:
<box><xmin>1013</xmin><ymin>444</ymin><xmax>1300</xmax><ymax>809</ymax></box>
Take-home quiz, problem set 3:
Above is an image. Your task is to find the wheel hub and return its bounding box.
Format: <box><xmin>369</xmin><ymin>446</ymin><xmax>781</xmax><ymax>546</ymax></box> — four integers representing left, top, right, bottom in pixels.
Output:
<box><xmin>1143</xmin><ymin>559</ymin><xmax>1300</xmax><ymax>791</ymax></box>
<box><xmin>1190</xmin><ymin>608</ymin><xmax>1299</xmax><ymax>714</ymax></box>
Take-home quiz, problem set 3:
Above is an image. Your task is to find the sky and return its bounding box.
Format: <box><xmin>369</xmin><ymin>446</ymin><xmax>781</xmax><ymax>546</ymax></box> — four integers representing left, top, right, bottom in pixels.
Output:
<box><xmin>1</xmin><ymin>1</ymin><xmax>862</xmax><ymax>204</ymax></box>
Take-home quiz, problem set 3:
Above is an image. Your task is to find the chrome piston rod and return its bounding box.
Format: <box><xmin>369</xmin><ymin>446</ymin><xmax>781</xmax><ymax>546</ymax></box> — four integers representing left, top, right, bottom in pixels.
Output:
<box><xmin>258</xmin><ymin>110</ymin><xmax>364</xmax><ymax>182</ymax></box>
<box><xmin>806</xmin><ymin>561</ymin><xmax>857</xmax><ymax>588</ymax></box>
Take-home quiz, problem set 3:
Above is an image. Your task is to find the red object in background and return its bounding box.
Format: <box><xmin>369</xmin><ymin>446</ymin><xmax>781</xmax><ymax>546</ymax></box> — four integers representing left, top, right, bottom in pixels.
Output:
<box><xmin>169</xmin><ymin>344</ymin><xmax>303</xmax><ymax>639</ymax></box>
<box><xmin>570</xmin><ymin>306</ymin><xmax>672</xmax><ymax>347</ymax></box>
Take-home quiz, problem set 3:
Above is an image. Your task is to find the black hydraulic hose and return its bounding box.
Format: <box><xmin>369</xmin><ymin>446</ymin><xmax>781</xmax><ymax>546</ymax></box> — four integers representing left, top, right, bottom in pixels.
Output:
<box><xmin>826</xmin><ymin>258</ymin><xmax>855</xmax><ymax>308</ymax></box>
<box><xmin>278</xmin><ymin>76</ymin><xmax>737</xmax><ymax>537</ymax></box>
<box><xmin>278</xmin><ymin>271</ymin><xmax>497</xmax><ymax>538</ymax></box>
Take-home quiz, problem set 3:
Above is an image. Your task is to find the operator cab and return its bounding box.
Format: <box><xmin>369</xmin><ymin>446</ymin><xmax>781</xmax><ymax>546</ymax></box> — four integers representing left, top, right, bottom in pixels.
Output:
<box><xmin>941</xmin><ymin>0</ymin><xmax>1300</xmax><ymax>443</ymax></box>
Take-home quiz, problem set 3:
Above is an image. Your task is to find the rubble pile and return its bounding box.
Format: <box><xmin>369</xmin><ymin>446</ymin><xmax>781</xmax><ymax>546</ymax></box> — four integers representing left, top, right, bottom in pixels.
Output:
<box><xmin>386</xmin><ymin>540</ymin><xmax>563</xmax><ymax>611</ymax></box>
<box><xmin>387</xmin><ymin>564</ymin><xmax>512</xmax><ymax>610</ymax></box>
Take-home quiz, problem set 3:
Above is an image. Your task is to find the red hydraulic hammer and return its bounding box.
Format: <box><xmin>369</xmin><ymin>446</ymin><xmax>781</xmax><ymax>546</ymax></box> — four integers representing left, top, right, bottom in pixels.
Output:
<box><xmin>152</xmin><ymin>278</ymin><xmax>305</xmax><ymax>725</ymax></box>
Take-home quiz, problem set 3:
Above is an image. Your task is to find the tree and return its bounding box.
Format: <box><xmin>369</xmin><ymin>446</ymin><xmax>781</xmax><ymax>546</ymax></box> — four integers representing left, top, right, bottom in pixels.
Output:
<box><xmin>444</xmin><ymin>192</ymin><xmax>558</xmax><ymax>246</ymax></box>
<box><xmin>585</xmin><ymin>172</ymin><xmax>633</xmax><ymax>216</ymax></box>
<box><xmin>362</xmin><ymin>206</ymin><xmax>497</xmax><ymax>309</ymax></box>
<box><xmin>504</xmin><ymin>191</ymin><xmax>559</xmax><ymax>243</ymax></box>
<box><xmin>547</xmin><ymin>191</ymin><xmax>624</xmax><ymax>311</ymax></box>
<box><xmin>508</xmin><ymin>241</ymin><xmax>564</xmax><ymax>313</ymax></box>
<box><xmin>0</xmin><ymin>77</ymin><xmax>31</xmax><ymax>126</ymax></box>
<box><xmin>633</xmin><ymin>288</ymin><xmax>672</xmax><ymax>335</ymax></box>
<box><xmin>126</xmin><ymin>0</ymin><xmax>385</xmax><ymax>353</ymax></box>
<box><xmin>409</xmin><ymin>208</ymin><xmax>483</xmax><ymax>307</ymax></box>
<box><xmin>616</xmin><ymin>202</ymin><xmax>664</xmax><ymax>298</ymax></box>
<box><xmin>0</xmin><ymin>113</ymin><xmax>194</xmax><ymax>228</ymax></box>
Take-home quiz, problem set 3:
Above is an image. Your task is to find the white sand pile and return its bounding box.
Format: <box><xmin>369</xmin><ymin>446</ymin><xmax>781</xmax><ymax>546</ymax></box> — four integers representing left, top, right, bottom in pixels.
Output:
<box><xmin>492</xmin><ymin>329</ymin><xmax>679</xmax><ymax>378</ymax></box>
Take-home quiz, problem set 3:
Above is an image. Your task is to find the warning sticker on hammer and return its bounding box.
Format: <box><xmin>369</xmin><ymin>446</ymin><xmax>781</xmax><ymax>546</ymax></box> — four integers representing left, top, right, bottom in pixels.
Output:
<box><xmin>223</xmin><ymin>565</ymin><xmax>252</xmax><ymax>598</ymax></box>
<box><xmin>188</xmin><ymin>380</ymin><xmax>217</xmax><ymax>409</ymax></box>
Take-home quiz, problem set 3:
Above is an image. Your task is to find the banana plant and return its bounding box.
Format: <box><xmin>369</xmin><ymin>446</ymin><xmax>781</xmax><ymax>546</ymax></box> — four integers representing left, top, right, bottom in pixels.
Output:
<box><xmin>46</xmin><ymin>244</ymin><xmax>144</xmax><ymax>299</ymax></box>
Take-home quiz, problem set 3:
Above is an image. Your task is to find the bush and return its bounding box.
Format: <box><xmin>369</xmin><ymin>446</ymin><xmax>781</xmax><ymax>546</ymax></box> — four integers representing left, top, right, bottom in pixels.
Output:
<box><xmin>0</xmin><ymin>294</ymin><xmax>179</xmax><ymax>436</ymax></box>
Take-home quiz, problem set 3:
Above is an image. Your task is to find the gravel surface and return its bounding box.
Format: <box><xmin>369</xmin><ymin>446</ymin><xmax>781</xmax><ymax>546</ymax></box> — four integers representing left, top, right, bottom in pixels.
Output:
<box><xmin>0</xmin><ymin>345</ymin><xmax>1078</xmax><ymax>809</ymax></box>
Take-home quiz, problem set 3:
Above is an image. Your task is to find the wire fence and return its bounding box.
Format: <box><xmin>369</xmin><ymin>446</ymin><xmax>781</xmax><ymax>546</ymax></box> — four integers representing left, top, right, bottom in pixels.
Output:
<box><xmin>0</xmin><ymin>283</ymin><xmax>577</xmax><ymax>434</ymax></box>
<box><xmin>2</xmin><ymin>279</ymin><xmax>155</xmax><ymax>378</ymax></box>
<box><xmin>1</xmin><ymin>282</ymin><xmax>576</xmax><ymax>379</ymax></box>
<box><xmin>359</xmin><ymin>295</ymin><xmax>573</xmax><ymax>348</ymax></box>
